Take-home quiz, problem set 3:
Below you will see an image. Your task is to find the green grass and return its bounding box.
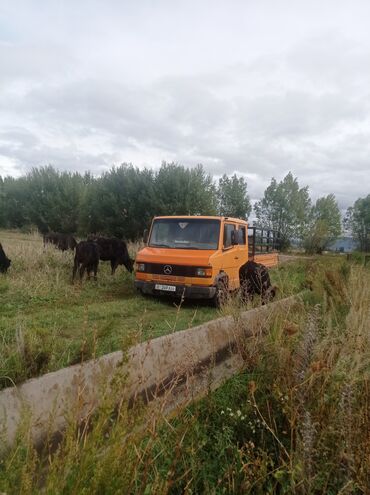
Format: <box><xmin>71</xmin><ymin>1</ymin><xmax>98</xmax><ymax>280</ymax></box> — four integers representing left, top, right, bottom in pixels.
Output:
<box><xmin>0</xmin><ymin>230</ymin><xmax>348</xmax><ymax>390</ymax></box>
<box><xmin>0</xmin><ymin>231</ymin><xmax>220</xmax><ymax>388</ymax></box>
<box><xmin>0</xmin><ymin>254</ymin><xmax>369</xmax><ymax>494</ymax></box>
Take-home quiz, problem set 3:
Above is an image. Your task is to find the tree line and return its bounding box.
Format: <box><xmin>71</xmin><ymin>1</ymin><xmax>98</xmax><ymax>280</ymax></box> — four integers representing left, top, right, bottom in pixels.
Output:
<box><xmin>0</xmin><ymin>163</ymin><xmax>368</xmax><ymax>251</ymax></box>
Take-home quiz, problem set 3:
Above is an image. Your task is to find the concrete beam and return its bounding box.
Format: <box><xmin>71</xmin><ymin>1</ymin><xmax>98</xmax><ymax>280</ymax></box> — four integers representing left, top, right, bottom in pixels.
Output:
<box><xmin>0</xmin><ymin>295</ymin><xmax>302</xmax><ymax>452</ymax></box>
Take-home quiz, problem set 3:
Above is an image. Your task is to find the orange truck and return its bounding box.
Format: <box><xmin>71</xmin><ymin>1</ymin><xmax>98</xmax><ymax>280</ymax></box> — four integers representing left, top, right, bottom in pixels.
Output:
<box><xmin>134</xmin><ymin>216</ymin><xmax>279</xmax><ymax>305</ymax></box>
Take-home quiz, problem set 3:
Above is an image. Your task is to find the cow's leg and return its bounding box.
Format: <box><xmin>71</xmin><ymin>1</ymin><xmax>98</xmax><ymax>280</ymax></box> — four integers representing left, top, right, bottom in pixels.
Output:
<box><xmin>72</xmin><ymin>259</ymin><xmax>79</xmax><ymax>282</ymax></box>
<box><xmin>93</xmin><ymin>263</ymin><xmax>98</xmax><ymax>281</ymax></box>
<box><xmin>110</xmin><ymin>259</ymin><xmax>118</xmax><ymax>275</ymax></box>
<box><xmin>79</xmin><ymin>264</ymin><xmax>86</xmax><ymax>280</ymax></box>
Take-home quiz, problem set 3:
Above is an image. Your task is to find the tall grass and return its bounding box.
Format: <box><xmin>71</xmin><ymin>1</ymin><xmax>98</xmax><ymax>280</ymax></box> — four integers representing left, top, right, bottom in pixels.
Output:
<box><xmin>0</xmin><ymin>231</ymin><xmax>217</xmax><ymax>388</ymax></box>
<box><xmin>1</xmin><ymin>257</ymin><xmax>369</xmax><ymax>493</ymax></box>
<box><xmin>0</xmin><ymin>230</ymin><xmax>305</xmax><ymax>389</ymax></box>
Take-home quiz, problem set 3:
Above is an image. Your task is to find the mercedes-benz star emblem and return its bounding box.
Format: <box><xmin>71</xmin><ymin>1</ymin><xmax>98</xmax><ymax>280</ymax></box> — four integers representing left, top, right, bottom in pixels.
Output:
<box><xmin>163</xmin><ymin>265</ymin><xmax>172</xmax><ymax>275</ymax></box>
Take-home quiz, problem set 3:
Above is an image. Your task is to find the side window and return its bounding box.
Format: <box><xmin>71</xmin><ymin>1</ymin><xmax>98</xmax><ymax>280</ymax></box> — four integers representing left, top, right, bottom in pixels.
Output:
<box><xmin>238</xmin><ymin>226</ymin><xmax>246</xmax><ymax>245</ymax></box>
<box><xmin>223</xmin><ymin>223</ymin><xmax>236</xmax><ymax>248</ymax></box>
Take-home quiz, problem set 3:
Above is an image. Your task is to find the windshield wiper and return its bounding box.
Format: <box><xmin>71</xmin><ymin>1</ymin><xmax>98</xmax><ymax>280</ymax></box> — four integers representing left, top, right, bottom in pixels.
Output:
<box><xmin>150</xmin><ymin>243</ymin><xmax>171</xmax><ymax>248</ymax></box>
<box><xmin>175</xmin><ymin>246</ymin><xmax>200</xmax><ymax>250</ymax></box>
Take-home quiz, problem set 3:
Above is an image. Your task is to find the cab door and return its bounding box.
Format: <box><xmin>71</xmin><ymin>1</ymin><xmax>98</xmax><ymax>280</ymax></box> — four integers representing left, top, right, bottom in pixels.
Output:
<box><xmin>237</xmin><ymin>224</ymin><xmax>249</xmax><ymax>267</ymax></box>
<box><xmin>220</xmin><ymin>222</ymin><xmax>239</xmax><ymax>290</ymax></box>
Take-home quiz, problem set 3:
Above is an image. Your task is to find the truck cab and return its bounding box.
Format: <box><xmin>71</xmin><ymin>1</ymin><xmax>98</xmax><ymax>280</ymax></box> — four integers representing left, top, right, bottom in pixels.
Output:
<box><xmin>134</xmin><ymin>216</ymin><xmax>279</xmax><ymax>303</ymax></box>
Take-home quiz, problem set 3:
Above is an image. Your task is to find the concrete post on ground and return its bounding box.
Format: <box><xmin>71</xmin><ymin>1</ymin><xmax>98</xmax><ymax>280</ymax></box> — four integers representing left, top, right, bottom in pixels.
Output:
<box><xmin>0</xmin><ymin>295</ymin><xmax>302</xmax><ymax>452</ymax></box>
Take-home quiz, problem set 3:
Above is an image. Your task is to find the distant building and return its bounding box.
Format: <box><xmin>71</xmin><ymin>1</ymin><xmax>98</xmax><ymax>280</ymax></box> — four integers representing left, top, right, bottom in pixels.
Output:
<box><xmin>327</xmin><ymin>237</ymin><xmax>358</xmax><ymax>253</ymax></box>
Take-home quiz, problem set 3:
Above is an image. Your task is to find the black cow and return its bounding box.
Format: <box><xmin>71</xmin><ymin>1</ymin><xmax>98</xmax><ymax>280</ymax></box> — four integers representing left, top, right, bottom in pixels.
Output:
<box><xmin>57</xmin><ymin>234</ymin><xmax>77</xmax><ymax>251</ymax></box>
<box><xmin>0</xmin><ymin>243</ymin><xmax>11</xmax><ymax>273</ymax></box>
<box><xmin>72</xmin><ymin>241</ymin><xmax>100</xmax><ymax>281</ymax></box>
<box><xmin>93</xmin><ymin>237</ymin><xmax>133</xmax><ymax>275</ymax></box>
<box><xmin>239</xmin><ymin>260</ymin><xmax>276</xmax><ymax>304</ymax></box>
<box><xmin>44</xmin><ymin>233</ymin><xmax>77</xmax><ymax>251</ymax></box>
<box><xmin>43</xmin><ymin>232</ymin><xmax>58</xmax><ymax>247</ymax></box>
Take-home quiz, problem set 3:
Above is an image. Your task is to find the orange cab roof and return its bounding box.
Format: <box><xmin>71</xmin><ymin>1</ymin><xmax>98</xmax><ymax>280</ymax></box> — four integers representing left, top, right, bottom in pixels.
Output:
<box><xmin>153</xmin><ymin>215</ymin><xmax>248</xmax><ymax>225</ymax></box>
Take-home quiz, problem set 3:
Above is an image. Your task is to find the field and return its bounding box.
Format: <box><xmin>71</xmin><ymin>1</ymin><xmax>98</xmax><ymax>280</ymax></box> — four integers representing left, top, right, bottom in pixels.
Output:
<box><xmin>1</xmin><ymin>230</ymin><xmax>369</xmax><ymax>493</ymax></box>
<box><xmin>0</xmin><ymin>230</ymin><xmax>305</xmax><ymax>389</ymax></box>
<box><xmin>0</xmin><ymin>230</ymin><xmax>218</xmax><ymax>388</ymax></box>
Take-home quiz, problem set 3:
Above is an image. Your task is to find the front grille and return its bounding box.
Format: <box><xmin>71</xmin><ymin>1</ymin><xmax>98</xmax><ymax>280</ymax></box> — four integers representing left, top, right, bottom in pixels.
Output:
<box><xmin>154</xmin><ymin>274</ymin><xmax>186</xmax><ymax>283</ymax></box>
<box><xmin>143</xmin><ymin>263</ymin><xmax>205</xmax><ymax>277</ymax></box>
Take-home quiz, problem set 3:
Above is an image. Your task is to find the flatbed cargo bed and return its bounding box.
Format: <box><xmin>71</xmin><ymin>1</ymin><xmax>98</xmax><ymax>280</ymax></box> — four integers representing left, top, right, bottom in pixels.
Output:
<box><xmin>251</xmin><ymin>252</ymin><xmax>279</xmax><ymax>268</ymax></box>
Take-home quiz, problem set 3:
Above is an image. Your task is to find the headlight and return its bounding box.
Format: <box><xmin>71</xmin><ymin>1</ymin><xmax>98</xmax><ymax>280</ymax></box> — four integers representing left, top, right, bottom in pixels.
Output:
<box><xmin>136</xmin><ymin>263</ymin><xmax>146</xmax><ymax>272</ymax></box>
<box><xmin>195</xmin><ymin>267</ymin><xmax>212</xmax><ymax>277</ymax></box>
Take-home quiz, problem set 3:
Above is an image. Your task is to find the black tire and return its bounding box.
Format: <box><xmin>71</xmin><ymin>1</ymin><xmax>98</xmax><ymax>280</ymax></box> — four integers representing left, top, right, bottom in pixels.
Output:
<box><xmin>239</xmin><ymin>277</ymin><xmax>250</xmax><ymax>304</ymax></box>
<box><xmin>212</xmin><ymin>279</ymin><xmax>228</xmax><ymax>308</ymax></box>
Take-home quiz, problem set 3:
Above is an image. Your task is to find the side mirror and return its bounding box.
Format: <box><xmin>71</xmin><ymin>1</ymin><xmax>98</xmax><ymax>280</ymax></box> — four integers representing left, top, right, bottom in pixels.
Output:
<box><xmin>143</xmin><ymin>229</ymin><xmax>149</xmax><ymax>244</ymax></box>
<box><xmin>231</xmin><ymin>230</ymin><xmax>238</xmax><ymax>246</ymax></box>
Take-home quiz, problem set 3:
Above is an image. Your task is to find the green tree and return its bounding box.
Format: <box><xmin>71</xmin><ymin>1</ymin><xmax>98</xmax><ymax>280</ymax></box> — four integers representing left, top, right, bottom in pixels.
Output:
<box><xmin>155</xmin><ymin>163</ymin><xmax>217</xmax><ymax>216</ymax></box>
<box><xmin>25</xmin><ymin>166</ymin><xmax>85</xmax><ymax>233</ymax></box>
<box><xmin>345</xmin><ymin>195</ymin><xmax>370</xmax><ymax>252</ymax></box>
<box><xmin>2</xmin><ymin>176</ymin><xmax>30</xmax><ymax>229</ymax></box>
<box><xmin>187</xmin><ymin>165</ymin><xmax>218</xmax><ymax>216</ymax></box>
<box><xmin>218</xmin><ymin>174</ymin><xmax>251</xmax><ymax>219</ymax></box>
<box><xmin>78</xmin><ymin>178</ymin><xmax>101</xmax><ymax>235</ymax></box>
<box><xmin>79</xmin><ymin>164</ymin><xmax>157</xmax><ymax>239</ymax></box>
<box><xmin>304</xmin><ymin>194</ymin><xmax>342</xmax><ymax>253</ymax></box>
<box><xmin>1</xmin><ymin>163</ymin><xmax>220</xmax><ymax>239</ymax></box>
<box><xmin>0</xmin><ymin>176</ymin><xmax>5</xmax><ymax>228</ymax></box>
<box><xmin>254</xmin><ymin>172</ymin><xmax>311</xmax><ymax>249</ymax></box>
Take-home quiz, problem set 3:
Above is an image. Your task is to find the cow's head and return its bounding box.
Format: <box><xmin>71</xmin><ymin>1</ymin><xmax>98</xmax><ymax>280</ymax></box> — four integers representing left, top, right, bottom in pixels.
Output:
<box><xmin>69</xmin><ymin>237</ymin><xmax>77</xmax><ymax>250</ymax></box>
<box><xmin>118</xmin><ymin>242</ymin><xmax>134</xmax><ymax>273</ymax></box>
<box><xmin>124</xmin><ymin>256</ymin><xmax>134</xmax><ymax>273</ymax></box>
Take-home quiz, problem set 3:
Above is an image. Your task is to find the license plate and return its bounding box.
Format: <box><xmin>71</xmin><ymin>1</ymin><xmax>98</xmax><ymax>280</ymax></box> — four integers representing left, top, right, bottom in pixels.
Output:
<box><xmin>155</xmin><ymin>284</ymin><xmax>176</xmax><ymax>292</ymax></box>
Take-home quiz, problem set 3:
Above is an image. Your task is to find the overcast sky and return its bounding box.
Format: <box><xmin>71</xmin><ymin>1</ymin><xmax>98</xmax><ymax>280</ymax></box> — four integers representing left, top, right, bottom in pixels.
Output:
<box><xmin>1</xmin><ymin>0</ymin><xmax>369</xmax><ymax>209</ymax></box>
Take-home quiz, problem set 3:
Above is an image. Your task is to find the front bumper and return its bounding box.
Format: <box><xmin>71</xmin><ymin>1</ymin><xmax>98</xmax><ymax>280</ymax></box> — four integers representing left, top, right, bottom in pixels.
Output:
<box><xmin>134</xmin><ymin>280</ymin><xmax>217</xmax><ymax>300</ymax></box>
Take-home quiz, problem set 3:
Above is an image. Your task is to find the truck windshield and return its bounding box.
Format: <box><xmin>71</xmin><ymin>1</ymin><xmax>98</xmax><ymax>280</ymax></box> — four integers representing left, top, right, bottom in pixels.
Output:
<box><xmin>149</xmin><ymin>218</ymin><xmax>220</xmax><ymax>250</ymax></box>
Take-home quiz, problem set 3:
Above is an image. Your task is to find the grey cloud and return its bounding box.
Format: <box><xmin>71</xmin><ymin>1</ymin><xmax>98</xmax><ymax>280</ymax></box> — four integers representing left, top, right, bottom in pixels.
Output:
<box><xmin>3</xmin><ymin>67</ymin><xmax>369</xmax><ymax>208</ymax></box>
<box><xmin>0</xmin><ymin>127</ymin><xmax>38</xmax><ymax>148</ymax></box>
<box><xmin>0</xmin><ymin>126</ymin><xmax>117</xmax><ymax>176</ymax></box>
<box><xmin>238</xmin><ymin>91</ymin><xmax>368</xmax><ymax>139</ymax></box>
<box><xmin>0</xmin><ymin>41</ymin><xmax>76</xmax><ymax>84</ymax></box>
<box><xmin>287</xmin><ymin>32</ymin><xmax>370</xmax><ymax>91</ymax></box>
<box><xmin>1</xmin><ymin>2</ymin><xmax>370</xmax><ymax>209</ymax></box>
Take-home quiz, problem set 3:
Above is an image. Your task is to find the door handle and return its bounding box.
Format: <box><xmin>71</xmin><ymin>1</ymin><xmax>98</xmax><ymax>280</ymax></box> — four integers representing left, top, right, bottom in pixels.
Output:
<box><xmin>234</xmin><ymin>256</ymin><xmax>239</xmax><ymax>260</ymax></box>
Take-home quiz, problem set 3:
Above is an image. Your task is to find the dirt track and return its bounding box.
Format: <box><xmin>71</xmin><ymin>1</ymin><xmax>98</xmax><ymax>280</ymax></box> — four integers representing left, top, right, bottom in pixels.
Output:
<box><xmin>279</xmin><ymin>254</ymin><xmax>312</xmax><ymax>263</ymax></box>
